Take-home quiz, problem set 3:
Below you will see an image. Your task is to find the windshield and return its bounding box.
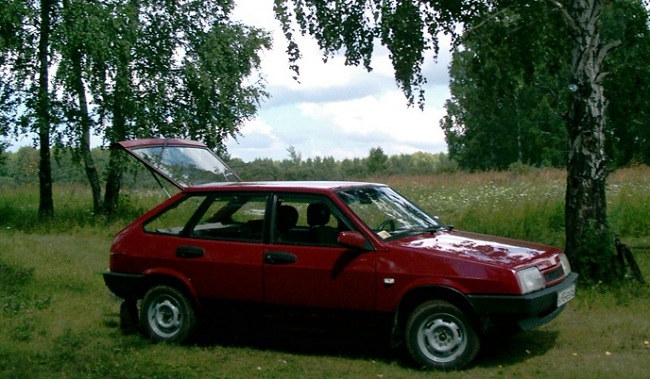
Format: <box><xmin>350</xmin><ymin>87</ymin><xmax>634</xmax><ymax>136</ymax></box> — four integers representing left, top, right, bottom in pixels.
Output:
<box><xmin>337</xmin><ymin>186</ymin><xmax>444</xmax><ymax>240</ymax></box>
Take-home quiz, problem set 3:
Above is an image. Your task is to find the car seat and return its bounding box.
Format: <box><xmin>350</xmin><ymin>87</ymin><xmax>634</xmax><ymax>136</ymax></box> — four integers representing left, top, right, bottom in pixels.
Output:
<box><xmin>276</xmin><ymin>205</ymin><xmax>299</xmax><ymax>242</ymax></box>
<box><xmin>307</xmin><ymin>202</ymin><xmax>339</xmax><ymax>245</ymax></box>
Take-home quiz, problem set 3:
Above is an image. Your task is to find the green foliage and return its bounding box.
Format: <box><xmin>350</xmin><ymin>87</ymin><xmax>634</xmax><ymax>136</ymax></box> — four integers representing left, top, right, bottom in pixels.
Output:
<box><xmin>1</xmin><ymin>0</ymin><xmax>272</xmax><ymax>217</ymax></box>
<box><xmin>230</xmin><ymin>148</ymin><xmax>455</xmax><ymax>181</ymax></box>
<box><xmin>0</xmin><ymin>183</ymin><xmax>164</xmax><ymax>233</ymax></box>
<box><xmin>0</xmin><ymin>141</ymin><xmax>7</xmax><ymax>173</ymax></box>
<box><xmin>0</xmin><ymin>146</ymin><xmax>457</xmax><ymax>185</ymax></box>
<box><xmin>42</xmin><ymin>0</ymin><xmax>272</xmax><ymax>150</ymax></box>
<box><xmin>0</xmin><ymin>0</ymin><xmax>33</xmax><ymax>131</ymax></box>
<box><xmin>390</xmin><ymin>169</ymin><xmax>567</xmax><ymax>247</ymax></box>
<box><xmin>608</xmin><ymin>166</ymin><xmax>650</xmax><ymax>240</ymax></box>
<box><xmin>601</xmin><ymin>0</ymin><xmax>650</xmax><ymax>166</ymax></box>
<box><xmin>275</xmin><ymin>0</ymin><xmax>494</xmax><ymax>108</ymax></box>
<box><xmin>366</xmin><ymin>147</ymin><xmax>388</xmax><ymax>175</ymax></box>
<box><xmin>442</xmin><ymin>1</ymin><xmax>571</xmax><ymax>170</ymax></box>
<box><xmin>442</xmin><ymin>0</ymin><xmax>650</xmax><ymax>170</ymax></box>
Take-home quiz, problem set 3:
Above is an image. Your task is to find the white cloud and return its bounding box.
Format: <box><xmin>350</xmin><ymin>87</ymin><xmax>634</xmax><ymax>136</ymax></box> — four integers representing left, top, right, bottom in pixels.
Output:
<box><xmin>227</xmin><ymin>0</ymin><xmax>452</xmax><ymax>162</ymax></box>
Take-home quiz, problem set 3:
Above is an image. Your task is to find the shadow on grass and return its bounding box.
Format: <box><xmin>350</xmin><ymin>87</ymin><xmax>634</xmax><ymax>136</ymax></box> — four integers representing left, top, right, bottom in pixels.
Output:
<box><xmin>196</xmin><ymin>321</ymin><xmax>400</xmax><ymax>364</ymax></box>
<box><xmin>187</xmin><ymin>318</ymin><xmax>559</xmax><ymax>370</ymax></box>
<box><xmin>474</xmin><ymin>330</ymin><xmax>560</xmax><ymax>368</ymax></box>
<box><xmin>104</xmin><ymin>296</ymin><xmax>561</xmax><ymax>370</ymax></box>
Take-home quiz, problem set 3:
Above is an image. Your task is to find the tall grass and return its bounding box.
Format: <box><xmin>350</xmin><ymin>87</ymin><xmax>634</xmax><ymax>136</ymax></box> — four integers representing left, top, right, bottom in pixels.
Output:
<box><xmin>388</xmin><ymin>168</ymin><xmax>567</xmax><ymax>246</ymax></box>
<box><xmin>386</xmin><ymin>166</ymin><xmax>650</xmax><ymax>249</ymax></box>
<box><xmin>0</xmin><ymin>184</ymin><xmax>169</xmax><ymax>235</ymax></box>
<box><xmin>1</xmin><ymin>167</ymin><xmax>649</xmax><ymax>378</ymax></box>
<box><xmin>2</xmin><ymin>166</ymin><xmax>650</xmax><ymax>246</ymax></box>
<box><xmin>607</xmin><ymin>165</ymin><xmax>650</xmax><ymax>246</ymax></box>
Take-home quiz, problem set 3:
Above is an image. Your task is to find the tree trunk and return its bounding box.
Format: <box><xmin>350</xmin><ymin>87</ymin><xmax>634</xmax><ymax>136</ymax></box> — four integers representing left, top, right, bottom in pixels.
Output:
<box><xmin>62</xmin><ymin>0</ymin><xmax>103</xmax><ymax>214</ymax></box>
<box><xmin>102</xmin><ymin>61</ymin><xmax>129</xmax><ymax>216</ymax></box>
<box><xmin>103</xmin><ymin>148</ymin><xmax>124</xmax><ymax>216</ymax></box>
<box><xmin>37</xmin><ymin>0</ymin><xmax>54</xmax><ymax>220</ymax></box>
<box><xmin>71</xmin><ymin>38</ymin><xmax>103</xmax><ymax>213</ymax></box>
<box><xmin>76</xmin><ymin>58</ymin><xmax>103</xmax><ymax>214</ymax></box>
<box><xmin>560</xmin><ymin>0</ymin><xmax>618</xmax><ymax>282</ymax></box>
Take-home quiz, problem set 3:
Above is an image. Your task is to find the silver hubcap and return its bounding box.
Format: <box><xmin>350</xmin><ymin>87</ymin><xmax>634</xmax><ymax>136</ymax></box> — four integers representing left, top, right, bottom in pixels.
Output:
<box><xmin>417</xmin><ymin>315</ymin><xmax>467</xmax><ymax>363</ymax></box>
<box><xmin>148</xmin><ymin>297</ymin><xmax>182</xmax><ymax>338</ymax></box>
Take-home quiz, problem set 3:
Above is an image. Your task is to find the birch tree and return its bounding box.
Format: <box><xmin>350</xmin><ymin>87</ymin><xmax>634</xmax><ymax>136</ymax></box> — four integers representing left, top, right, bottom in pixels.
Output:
<box><xmin>2</xmin><ymin>0</ymin><xmax>270</xmax><ymax>216</ymax></box>
<box><xmin>274</xmin><ymin>0</ymin><xmax>645</xmax><ymax>282</ymax></box>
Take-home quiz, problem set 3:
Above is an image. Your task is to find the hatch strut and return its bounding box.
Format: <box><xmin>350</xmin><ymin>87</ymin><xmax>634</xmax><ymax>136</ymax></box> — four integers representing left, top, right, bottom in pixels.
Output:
<box><xmin>146</xmin><ymin>166</ymin><xmax>172</xmax><ymax>198</ymax></box>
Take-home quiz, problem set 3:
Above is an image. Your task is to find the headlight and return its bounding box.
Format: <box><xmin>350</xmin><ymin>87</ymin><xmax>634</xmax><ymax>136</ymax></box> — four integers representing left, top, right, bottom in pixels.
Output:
<box><xmin>516</xmin><ymin>267</ymin><xmax>545</xmax><ymax>294</ymax></box>
<box><xmin>559</xmin><ymin>253</ymin><xmax>572</xmax><ymax>275</ymax></box>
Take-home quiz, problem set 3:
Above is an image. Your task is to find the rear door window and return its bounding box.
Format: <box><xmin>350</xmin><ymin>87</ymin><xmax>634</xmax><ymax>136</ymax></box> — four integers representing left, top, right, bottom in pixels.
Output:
<box><xmin>191</xmin><ymin>194</ymin><xmax>268</xmax><ymax>242</ymax></box>
<box><xmin>143</xmin><ymin>195</ymin><xmax>207</xmax><ymax>235</ymax></box>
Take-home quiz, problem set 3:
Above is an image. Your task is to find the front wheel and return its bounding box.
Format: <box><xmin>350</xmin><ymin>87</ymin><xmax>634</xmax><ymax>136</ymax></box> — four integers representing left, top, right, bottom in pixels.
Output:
<box><xmin>141</xmin><ymin>285</ymin><xmax>196</xmax><ymax>343</ymax></box>
<box><xmin>405</xmin><ymin>300</ymin><xmax>479</xmax><ymax>370</ymax></box>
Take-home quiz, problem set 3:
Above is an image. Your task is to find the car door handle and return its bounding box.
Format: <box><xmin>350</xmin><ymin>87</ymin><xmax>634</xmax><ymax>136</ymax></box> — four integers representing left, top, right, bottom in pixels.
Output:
<box><xmin>264</xmin><ymin>251</ymin><xmax>297</xmax><ymax>265</ymax></box>
<box><xmin>176</xmin><ymin>246</ymin><xmax>204</xmax><ymax>258</ymax></box>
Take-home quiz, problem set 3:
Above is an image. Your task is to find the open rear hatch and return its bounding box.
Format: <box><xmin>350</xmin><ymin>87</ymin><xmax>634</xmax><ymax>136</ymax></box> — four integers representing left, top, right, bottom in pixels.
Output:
<box><xmin>116</xmin><ymin>138</ymin><xmax>240</xmax><ymax>193</ymax></box>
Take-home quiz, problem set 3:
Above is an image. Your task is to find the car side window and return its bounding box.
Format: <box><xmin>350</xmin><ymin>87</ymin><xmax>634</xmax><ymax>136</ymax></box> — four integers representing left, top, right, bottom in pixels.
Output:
<box><xmin>273</xmin><ymin>196</ymin><xmax>350</xmax><ymax>246</ymax></box>
<box><xmin>144</xmin><ymin>195</ymin><xmax>207</xmax><ymax>235</ymax></box>
<box><xmin>191</xmin><ymin>194</ymin><xmax>267</xmax><ymax>242</ymax></box>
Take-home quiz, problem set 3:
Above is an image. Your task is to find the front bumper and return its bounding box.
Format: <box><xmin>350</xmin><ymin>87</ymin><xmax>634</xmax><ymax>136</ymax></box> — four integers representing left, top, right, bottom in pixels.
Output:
<box><xmin>467</xmin><ymin>272</ymin><xmax>578</xmax><ymax>331</ymax></box>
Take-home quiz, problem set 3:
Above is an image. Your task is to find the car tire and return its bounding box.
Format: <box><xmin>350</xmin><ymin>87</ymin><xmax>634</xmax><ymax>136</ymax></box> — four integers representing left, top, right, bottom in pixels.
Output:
<box><xmin>141</xmin><ymin>285</ymin><xmax>196</xmax><ymax>343</ymax></box>
<box><xmin>405</xmin><ymin>300</ymin><xmax>479</xmax><ymax>370</ymax></box>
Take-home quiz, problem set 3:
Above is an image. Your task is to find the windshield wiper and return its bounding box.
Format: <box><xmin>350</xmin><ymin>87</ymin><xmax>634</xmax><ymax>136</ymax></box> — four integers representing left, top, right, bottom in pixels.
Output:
<box><xmin>422</xmin><ymin>225</ymin><xmax>453</xmax><ymax>233</ymax></box>
<box><xmin>389</xmin><ymin>225</ymin><xmax>450</xmax><ymax>240</ymax></box>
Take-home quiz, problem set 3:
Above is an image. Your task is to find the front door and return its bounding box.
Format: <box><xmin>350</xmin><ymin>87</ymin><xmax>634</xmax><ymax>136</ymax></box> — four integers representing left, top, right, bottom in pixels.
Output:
<box><xmin>263</xmin><ymin>195</ymin><xmax>376</xmax><ymax>311</ymax></box>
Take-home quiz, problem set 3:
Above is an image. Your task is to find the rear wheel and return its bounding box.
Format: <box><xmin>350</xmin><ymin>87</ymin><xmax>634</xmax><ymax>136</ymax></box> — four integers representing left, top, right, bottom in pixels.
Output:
<box><xmin>141</xmin><ymin>285</ymin><xmax>196</xmax><ymax>343</ymax></box>
<box><xmin>405</xmin><ymin>300</ymin><xmax>479</xmax><ymax>370</ymax></box>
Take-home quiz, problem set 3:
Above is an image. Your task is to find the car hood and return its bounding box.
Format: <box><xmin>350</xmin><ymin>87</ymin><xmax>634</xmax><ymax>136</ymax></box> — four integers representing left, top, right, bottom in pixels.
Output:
<box><xmin>396</xmin><ymin>230</ymin><xmax>561</xmax><ymax>269</ymax></box>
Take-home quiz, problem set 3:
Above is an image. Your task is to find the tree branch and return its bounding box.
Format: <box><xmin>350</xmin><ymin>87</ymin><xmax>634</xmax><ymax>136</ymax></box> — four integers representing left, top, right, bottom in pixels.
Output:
<box><xmin>547</xmin><ymin>0</ymin><xmax>578</xmax><ymax>31</ymax></box>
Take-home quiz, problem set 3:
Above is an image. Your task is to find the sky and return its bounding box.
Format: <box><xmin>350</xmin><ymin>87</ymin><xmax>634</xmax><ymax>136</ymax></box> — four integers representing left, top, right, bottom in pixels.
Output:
<box><xmin>5</xmin><ymin>0</ymin><xmax>453</xmax><ymax>162</ymax></box>
<box><xmin>226</xmin><ymin>0</ymin><xmax>452</xmax><ymax>162</ymax></box>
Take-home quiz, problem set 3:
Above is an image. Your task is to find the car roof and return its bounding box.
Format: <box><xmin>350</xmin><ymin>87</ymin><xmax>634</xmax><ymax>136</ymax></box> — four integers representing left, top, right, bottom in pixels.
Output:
<box><xmin>182</xmin><ymin>181</ymin><xmax>386</xmax><ymax>193</ymax></box>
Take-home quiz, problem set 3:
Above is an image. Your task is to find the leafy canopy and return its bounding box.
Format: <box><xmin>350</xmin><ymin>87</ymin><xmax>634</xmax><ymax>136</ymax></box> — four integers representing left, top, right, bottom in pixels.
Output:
<box><xmin>274</xmin><ymin>0</ymin><xmax>497</xmax><ymax>108</ymax></box>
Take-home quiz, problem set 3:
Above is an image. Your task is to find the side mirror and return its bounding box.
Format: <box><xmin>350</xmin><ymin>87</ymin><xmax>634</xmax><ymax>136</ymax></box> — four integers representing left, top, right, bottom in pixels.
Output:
<box><xmin>337</xmin><ymin>231</ymin><xmax>369</xmax><ymax>249</ymax></box>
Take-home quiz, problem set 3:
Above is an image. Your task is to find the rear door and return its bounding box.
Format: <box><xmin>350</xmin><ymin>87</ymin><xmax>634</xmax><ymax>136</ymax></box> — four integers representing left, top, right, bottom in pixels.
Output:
<box><xmin>142</xmin><ymin>193</ymin><xmax>266</xmax><ymax>302</ymax></box>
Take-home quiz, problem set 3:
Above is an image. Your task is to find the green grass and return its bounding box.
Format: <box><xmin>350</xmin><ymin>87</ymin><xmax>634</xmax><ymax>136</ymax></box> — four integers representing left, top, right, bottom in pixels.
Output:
<box><xmin>1</xmin><ymin>167</ymin><xmax>649</xmax><ymax>378</ymax></box>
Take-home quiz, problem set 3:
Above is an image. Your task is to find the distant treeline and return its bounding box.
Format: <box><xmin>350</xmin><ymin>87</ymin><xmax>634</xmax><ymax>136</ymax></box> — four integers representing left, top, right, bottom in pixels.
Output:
<box><xmin>0</xmin><ymin>145</ymin><xmax>458</xmax><ymax>188</ymax></box>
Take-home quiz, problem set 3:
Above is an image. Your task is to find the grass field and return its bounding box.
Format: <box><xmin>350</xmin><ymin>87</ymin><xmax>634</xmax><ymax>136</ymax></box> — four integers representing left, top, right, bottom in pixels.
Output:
<box><xmin>1</xmin><ymin>167</ymin><xmax>649</xmax><ymax>378</ymax></box>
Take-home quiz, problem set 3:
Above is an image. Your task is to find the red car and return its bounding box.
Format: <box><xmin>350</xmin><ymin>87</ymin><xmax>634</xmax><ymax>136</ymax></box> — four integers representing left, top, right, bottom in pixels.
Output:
<box><xmin>103</xmin><ymin>138</ymin><xmax>577</xmax><ymax>370</ymax></box>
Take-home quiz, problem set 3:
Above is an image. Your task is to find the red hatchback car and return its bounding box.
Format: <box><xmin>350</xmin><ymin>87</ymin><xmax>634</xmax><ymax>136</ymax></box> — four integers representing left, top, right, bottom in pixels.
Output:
<box><xmin>103</xmin><ymin>139</ymin><xmax>577</xmax><ymax>370</ymax></box>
